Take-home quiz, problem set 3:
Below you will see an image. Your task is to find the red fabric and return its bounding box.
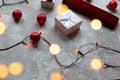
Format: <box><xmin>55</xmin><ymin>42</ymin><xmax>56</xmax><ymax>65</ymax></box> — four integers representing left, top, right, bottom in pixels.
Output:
<box><xmin>62</xmin><ymin>0</ymin><xmax>119</xmax><ymax>29</ymax></box>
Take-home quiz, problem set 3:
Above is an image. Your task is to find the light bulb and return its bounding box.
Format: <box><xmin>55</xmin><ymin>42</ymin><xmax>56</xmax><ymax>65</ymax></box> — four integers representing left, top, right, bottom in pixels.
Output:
<box><xmin>49</xmin><ymin>44</ymin><xmax>61</xmax><ymax>55</ymax></box>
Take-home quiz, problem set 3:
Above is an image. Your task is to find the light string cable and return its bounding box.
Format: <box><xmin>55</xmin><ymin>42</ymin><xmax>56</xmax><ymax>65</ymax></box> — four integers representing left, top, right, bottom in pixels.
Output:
<box><xmin>1</xmin><ymin>32</ymin><xmax>120</xmax><ymax>70</ymax></box>
<box><xmin>0</xmin><ymin>0</ymin><xmax>29</xmax><ymax>8</ymax></box>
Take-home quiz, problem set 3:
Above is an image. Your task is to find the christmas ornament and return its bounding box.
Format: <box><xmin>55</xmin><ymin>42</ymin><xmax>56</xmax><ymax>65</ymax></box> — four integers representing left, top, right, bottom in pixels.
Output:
<box><xmin>37</xmin><ymin>14</ymin><xmax>46</xmax><ymax>25</ymax></box>
<box><xmin>12</xmin><ymin>9</ymin><xmax>22</xmax><ymax>21</ymax></box>
<box><xmin>47</xmin><ymin>0</ymin><xmax>53</xmax><ymax>2</ymax></box>
<box><xmin>30</xmin><ymin>32</ymin><xmax>41</xmax><ymax>47</ymax></box>
<box><xmin>62</xmin><ymin>0</ymin><xmax>119</xmax><ymax>30</ymax></box>
<box><xmin>107</xmin><ymin>0</ymin><xmax>118</xmax><ymax>10</ymax></box>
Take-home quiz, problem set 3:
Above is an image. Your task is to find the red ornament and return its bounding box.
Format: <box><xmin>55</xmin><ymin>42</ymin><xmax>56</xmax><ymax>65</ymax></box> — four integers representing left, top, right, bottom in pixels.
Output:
<box><xmin>30</xmin><ymin>32</ymin><xmax>41</xmax><ymax>47</ymax></box>
<box><xmin>47</xmin><ymin>0</ymin><xmax>53</xmax><ymax>2</ymax></box>
<box><xmin>37</xmin><ymin>14</ymin><xmax>46</xmax><ymax>25</ymax></box>
<box><xmin>107</xmin><ymin>0</ymin><xmax>117</xmax><ymax>10</ymax></box>
<box><xmin>12</xmin><ymin>9</ymin><xmax>22</xmax><ymax>21</ymax></box>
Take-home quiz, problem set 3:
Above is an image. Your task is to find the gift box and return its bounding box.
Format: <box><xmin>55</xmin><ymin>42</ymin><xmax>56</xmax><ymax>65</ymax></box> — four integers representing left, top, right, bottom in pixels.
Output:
<box><xmin>55</xmin><ymin>9</ymin><xmax>82</xmax><ymax>36</ymax></box>
<box><xmin>41</xmin><ymin>0</ymin><xmax>55</xmax><ymax>9</ymax></box>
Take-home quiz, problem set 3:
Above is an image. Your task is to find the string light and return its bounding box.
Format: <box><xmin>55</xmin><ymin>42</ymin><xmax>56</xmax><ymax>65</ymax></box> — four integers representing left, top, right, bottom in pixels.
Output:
<box><xmin>0</xmin><ymin>21</ymin><xmax>6</xmax><ymax>35</ymax></box>
<box><xmin>0</xmin><ymin>31</ymin><xmax>120</xmax><ymax>79</ymax></box>
<box><xmin>91</xmin><ymin>58</ymin><xmax>103</xmax><ymax>70</ymax></box>
<box><xmin>0</xmin><ymin>0</ymin><xmax>28</xmax><ymax>8</ymax></box>
<box><xmin>91</xmin><ymin>19</ymin><xmax>102</xmax><ymax>30</ymax></box>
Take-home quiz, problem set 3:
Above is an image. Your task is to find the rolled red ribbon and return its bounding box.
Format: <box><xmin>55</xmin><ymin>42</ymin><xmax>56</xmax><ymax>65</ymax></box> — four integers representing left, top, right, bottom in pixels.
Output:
<box><xmin>62</xmin><ymin>0</ymin><xmax>119</xmax><ymax>29</ymax></box>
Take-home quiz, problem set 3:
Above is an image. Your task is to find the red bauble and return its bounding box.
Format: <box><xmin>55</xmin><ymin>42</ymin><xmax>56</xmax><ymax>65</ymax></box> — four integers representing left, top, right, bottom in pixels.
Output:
<box><xmin>12</xmin><ymin>9</ymin><xmax>22</xmax><ymax>21</ymax></box>
<box><xmin>47</xmin><ymin>0</ymin><xmax>53</xmax><ymax>2</ymax></box>
<box><xmin>37</xmin><ymin>14</ymin><xmax>46</xmax><ymax>25</ymax></box>
<box><xmin>107</xmin><ymin>0</ymin><xmax>117</xmax><ymax>10</ymax></box>
<box><xmin>30</xmin><ymin>32</ymin><xmax>41</xmax><ymax>46</ymax></box>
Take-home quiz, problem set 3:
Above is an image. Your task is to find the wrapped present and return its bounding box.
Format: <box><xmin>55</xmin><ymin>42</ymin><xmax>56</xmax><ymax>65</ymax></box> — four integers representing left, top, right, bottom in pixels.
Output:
<box><xmin>55</xmin><ymin>9</ymin><xmax>82</xmax><ymax>36</ymax></box>
<box><xmin>41</xmin><ymin>0</ymin><xmax>55</xmax><ymax>9</ymax></box>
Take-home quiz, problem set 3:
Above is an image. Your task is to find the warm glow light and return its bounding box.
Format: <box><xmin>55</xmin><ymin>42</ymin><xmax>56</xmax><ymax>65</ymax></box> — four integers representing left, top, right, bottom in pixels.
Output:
<box><xmin>91</xmin><ymin>59</ymin><xmax>103</xmax><ymax>70</ymax></box>
<box><xmin>0</xmin><ymin>64</ymin><xmax>9</xmax><ymax>79</ymax></box>
<box><xmin>91</xmin><ymin>19</ymin><xmax>102</xmax><ymax>30</ymax></box>
<box><xmin>50</xmin><ymin>72</ymin><xmax>62</xmax><ymax>80</ymax></box>
<box><xmin>0</xmin><ymin>15</ymin><xmax>3</xmax><ymax>19</ymax></box>
<box><xmin>56</xmin><ymin>4</ymin><xmax>69</xmax><ymax>15</ymax></box>
<box><xmin>0</xmin><ymin>21</ymin><xmax>6</xmax><ymax>35</ymax></box>
<box><xmin>74</xmin><ymin>48</ymin><xmax>79</xmax><ymax>54</ymax></box>
<box><xmin>8</xmin><ymin>62</ymin><xmax>23</xmax><ymax>75</ymax></box>
<box><xmin>27</xmin><ymin>2</ymin><xmax>31</xmax><ymax>7</ymax></box>
<box><xmin>49</xmin><ymin>44</ymin><xmax>61</xmax><ymax>55</ymax></box>
<box><xmin>25</xmin><ymin>43</ymin><xmax>31</xmax><ymax>48</ymax></box>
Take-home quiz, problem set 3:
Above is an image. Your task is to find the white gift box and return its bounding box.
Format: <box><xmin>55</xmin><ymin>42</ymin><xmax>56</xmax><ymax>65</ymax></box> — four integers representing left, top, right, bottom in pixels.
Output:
<box><xmin>41</xmin><ymin>0</ymin><xmax>55</xmax><ymax>9</ymax></box>
<box><xmin>55</xmin><ymin>9</ymin><xmax>82</xmax><ymax>36</ymax></box>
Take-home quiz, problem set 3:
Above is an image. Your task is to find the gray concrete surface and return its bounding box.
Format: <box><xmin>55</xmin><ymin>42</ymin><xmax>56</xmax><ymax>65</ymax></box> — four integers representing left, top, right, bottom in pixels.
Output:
<box><xmin>0</xmin><ymin>0</ymin><xmax>120</xmax><ymax>80</ymax></box>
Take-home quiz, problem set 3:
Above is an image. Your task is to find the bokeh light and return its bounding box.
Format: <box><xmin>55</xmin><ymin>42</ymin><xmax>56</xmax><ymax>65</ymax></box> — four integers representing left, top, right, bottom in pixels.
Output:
<box><xmin>27</xmin><ymin>2</ymin><xmax>31</xmax><ymax>7</ymax></box>
<box><xmin>49</xmin><ymin>44</ymin><xmax>61</xmax><ymax>55</ymax></box>
<box><xmin>0</xmin><ymin>64</ymin><xmax>9</xmax><ymax>79</ymax></box>
<box><xmin>0</xmin><ymin>21</ymin><xmax>6</xmax><ymax>35</ymax></box>
<box><xmin>91</xmin><ymin>19</ymin><xmax>102</xmax><ymax>30</ymax></box>
<box><xmin>8</xmin><ymin>62</ymin><xmax>23</xmax><ymax>76</ymax></box>
<box><xmin>56</xmin><ymin>4</ymin><xmax>69</xmax><ymax>15</ymax></box>
<box><xmin>91</xmin><ymin>59</ymin><xmax>103</xmax><ymax>70</ymax></box>
<box><xmin>50</xmin><ymin>72</ymin><xmax>62</xmax><ymax>80</ymax></box>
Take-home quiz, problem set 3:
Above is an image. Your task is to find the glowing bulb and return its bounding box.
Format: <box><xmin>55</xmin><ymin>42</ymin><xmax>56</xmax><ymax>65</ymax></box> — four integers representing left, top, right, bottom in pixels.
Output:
<box><xmin>91</xmin><ymin>19</ymin><xmax>102</xmax><ymax>30</ymax></box>
<box><xmin>27</xmin><ymin>2</ymin><xmax>31</xmax><ymax>7</ymax></box>
<box><xmin>8</xmin><ymin>62</ymin><xmax>23</xmax><ymax>75</ymax></box>
<box><xmin>0</xmin><ymin>14</ymin><xmax>3</xmax><ymax>19</ymax></box>
<box><xmin>0</xmin><ymin>21</ymin><xmax>6</xmax><ymax>35</ymax></box>
<box><xmin>56</xmin><ymin>4</ymin><xmax>69</xmax><ymax>15</ymax></box>
<box><xmin>25</xmin><ymin>43</ymin><xmax>31</xmax><ymax>48</ymax></box>
<box><xmin>91</xmin><ymin>59</ymin><xmax>103</xmax><ymax>70</ymax></box>
<box><xmin>49</xmin><ymin>44</ymin><xmax>61</xmax><ymax>55</ymax></box>
<box><xmin>0</xmin><ymin>64</ymin><xmax>9</xmax><ymax>79</ymax></box>
<box><xmin>50</xmin><ymin>72</ymin><xmax>62</xmax><ymax>80</ymax></box>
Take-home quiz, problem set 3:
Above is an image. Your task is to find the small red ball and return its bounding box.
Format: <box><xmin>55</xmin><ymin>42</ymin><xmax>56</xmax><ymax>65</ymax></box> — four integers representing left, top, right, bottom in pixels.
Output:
<box><xmin>47</xmin><ymin>0</ymin><xmax>53</xmax><ymax>2</ymax></box>
<box><xmin>30</xmin><ymin>32</ymin><xmax>40</xmax><ymax>44</ymax></box>
<box><xmin>107</xmin><ymin>0</ymin><xmax>117</xmax><ymax>10</ymax></box>
<box><xmin>37</xmin><ymin>14</ymin><xmax>46</xmax><ymax>25</ymax></box>
<box><xmin>12</xmin><ymin>9</ymin><xmax>22</xmax><ymax>21</ymax></box>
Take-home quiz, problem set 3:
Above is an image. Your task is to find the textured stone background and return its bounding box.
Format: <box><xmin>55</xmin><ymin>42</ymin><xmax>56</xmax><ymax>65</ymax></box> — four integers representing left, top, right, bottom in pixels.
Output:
<box><xmin>0</xmin><ymin>0</ymin><xmax>120</xmax><ymax>80</ymax></box>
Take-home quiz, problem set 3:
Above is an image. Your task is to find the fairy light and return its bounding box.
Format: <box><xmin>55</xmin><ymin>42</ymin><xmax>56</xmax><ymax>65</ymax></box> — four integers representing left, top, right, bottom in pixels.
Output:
<box><xmin>91</xmin><ymin>59</ymin><xmax>103</xmax><ymax>70</ymax></box>
<box><xmin>0</xmin><ymin>14</ymin><xmax>3</xmax><ymax>19</ymax></box>
<box><xmin>0</xmin><ymin>64</ymin><xmax>9</xmax><ymax>79</ymax></box>
<box><xmin>8</xmin><ymin>62</ymin><xmax>23</xmax><ymax>75</ymax></box>
<box><xmin>0</xmin><ymin>31</ymin><xmax>120</xmax><ymax>80</ymax></box>
<box><xmin>91</xmin><ymin>19</ymin><xmax>102</xmax><ymax>30</ymax></box>
<box><xmin>56</xmin><ymin>4</ymin><xmax>69</xmax><ymax>15</ymax></box>
<box><xmin>25</xmin><ymin>43</ymin><xmax>31</xmax><ymax>48</ymax></box>
<box><xmin>0</xmin><ymin>21</ymin><xmax>6</xmax><ymax>35</ymax></box>
<box><xmin>49</xmin><ymin>44</ymin><xmax>61</xmax><ymax>55</ymax></box>
<box><xmin>50</xmin><ymin>72</ymin><xmax>62</xmax><ymax>80</ymax></box>
<box><xmin>27</xmin><ymin>2</ymin><xmax>31</xmax><ymax>7</ymax></box>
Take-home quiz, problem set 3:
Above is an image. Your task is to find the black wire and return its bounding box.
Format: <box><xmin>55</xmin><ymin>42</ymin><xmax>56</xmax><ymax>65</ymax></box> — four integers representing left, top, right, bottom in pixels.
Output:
<box><xmin>1</xmin><ymin>33</ymin><xmax>120</xmax><ymax>70</ymax></box>
<box><xmin>0</xmin><ymin>35</ymin><xmax>30</xmax><ymax>51</ymax></box>
<box><xmin>41</xmin><ymin>36</ymin><xmax>51</xmax><ymax>46</ymax></box>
